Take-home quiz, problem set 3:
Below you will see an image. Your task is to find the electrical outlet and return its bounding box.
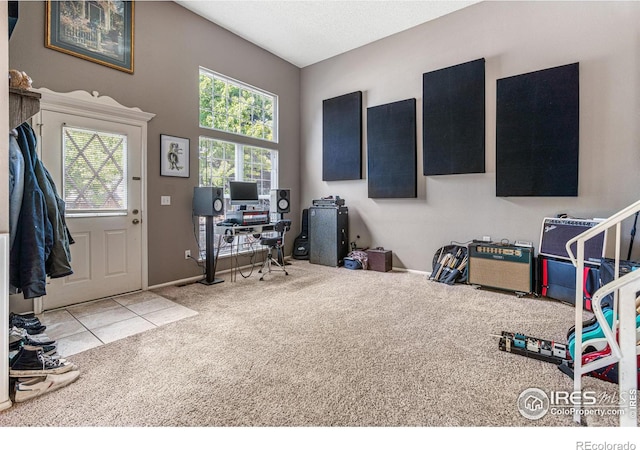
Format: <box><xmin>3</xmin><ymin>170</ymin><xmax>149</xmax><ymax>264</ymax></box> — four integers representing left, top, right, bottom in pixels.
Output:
<box><xmin>482</xmin><ymin>236</ymin><xmax>492</xmax><ymax>242</ymax></box>
<box><xmin>184</xmin><ymin>250</ymin><xmax>191</xmax><ymax>260</ymax></box>
<box><xmin>161</xmin><ymin>196</ymin><xmax>171</xmax><ymax>206</ymax></box>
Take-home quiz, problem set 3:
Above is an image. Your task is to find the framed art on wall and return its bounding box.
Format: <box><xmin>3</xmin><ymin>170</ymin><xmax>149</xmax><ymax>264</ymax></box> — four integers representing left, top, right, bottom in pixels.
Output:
<box><xmin>45</xmin><ymin>0</ymin><xmax>135</xmax><ymax>74</ymax></box>
<box><xmin>160</xmin><ymin>134</ymin><xmax>190</xmax><ymax>178</ymax></box>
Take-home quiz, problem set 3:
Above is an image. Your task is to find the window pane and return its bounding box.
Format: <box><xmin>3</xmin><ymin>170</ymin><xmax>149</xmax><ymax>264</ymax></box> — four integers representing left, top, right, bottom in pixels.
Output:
<box><xmin>198</xmin><ymin>138</ymin><xmax>279</xmax><ymax>256</ymax></box>
<box><xmin>213</xmin><ymin>78</ymin><xmax>226</xmax><ymax>96</ymax></box>
<box><xmin>63</xmin><ymin>126</ymin><xmax>127</xmax><ymax>212</ymax></box>
<box><xmin>199</xmin><ymin>67</ymin><xmax>277</xmax><ymax>142</ymax></box>
<box><xmin>199</xmin><ymin>137</ymin><xmax>235</xmax><ymax>190</ymax></box>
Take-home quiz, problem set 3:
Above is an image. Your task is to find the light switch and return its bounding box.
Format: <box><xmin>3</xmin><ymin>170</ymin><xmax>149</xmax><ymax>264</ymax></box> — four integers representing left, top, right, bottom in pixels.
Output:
<box><xmin>161</xmin><ymin>196</ymin><xmax>171</xmax><ymax>206</ymax></box>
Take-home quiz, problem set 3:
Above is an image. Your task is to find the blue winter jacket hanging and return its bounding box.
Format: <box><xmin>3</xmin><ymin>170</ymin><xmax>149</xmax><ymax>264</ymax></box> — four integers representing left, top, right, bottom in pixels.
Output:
<box><xmin>10</xmin><ymin>122</ymin><xmax>74</xmax><ymax>299</ymax></box>
<box><xmin>9</xmin><ymin>131</ymin><xmax>24</xmax><ymax>250</ymax></box>
<box><xmin>10</xmin><ymin>124</ymin><xmax>51</xmax><ymax>298</ymax></box>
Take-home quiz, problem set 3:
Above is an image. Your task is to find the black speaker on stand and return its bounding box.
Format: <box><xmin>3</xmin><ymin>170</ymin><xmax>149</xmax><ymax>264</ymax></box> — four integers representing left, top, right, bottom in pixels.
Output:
<box><xmin>193</xmin><ymin>187</ymin><xmax>225</xmax><ymax>285</ymax></box>
<box><xmin>270</xmin><ymin>189</ymin><xmax>291</xmax><ymax>264</ymax></box>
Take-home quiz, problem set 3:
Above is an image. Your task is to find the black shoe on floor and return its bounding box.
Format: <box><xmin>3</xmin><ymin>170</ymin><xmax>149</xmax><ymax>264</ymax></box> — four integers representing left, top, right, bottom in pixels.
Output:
<box><xmin>9</xmin><ymin>345</ymin><xmax>73</xmax><ymax>377</ymax></box>
<box><xmin>10</xmin><ymin>314</ymin><xmax>42</xmax><ymax>326</ymax></box>
<box><xmin>9</xmin><ymin>338</ymin><xmax>57</xmax><ymax>354</ymax></box>
<box><xmin>10</xmin><ymin>314</ymin><xmax>44</xmax><ymax>331</ymax></box>
<box><xmin>10</xmin><ymin>312</ymin><xmax>36</xmax><ymax>320</ymax></box>
<box><xmin>22</xmin><ymin>324</ymin><xmax>47</xmax><ymax>335</ymax></box>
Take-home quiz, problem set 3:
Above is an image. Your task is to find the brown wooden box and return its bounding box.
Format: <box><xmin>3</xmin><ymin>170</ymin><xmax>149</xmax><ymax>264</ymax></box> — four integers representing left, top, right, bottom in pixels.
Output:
<box><xmin>367</xmin><ymin>249</ymin><xmax>392</xmax><ymax>272</ymax></box>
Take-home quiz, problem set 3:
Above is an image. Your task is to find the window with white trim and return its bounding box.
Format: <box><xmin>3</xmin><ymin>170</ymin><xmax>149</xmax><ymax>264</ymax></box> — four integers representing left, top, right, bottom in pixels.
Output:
<box><xmin>198</xmin><ymin>139</ymin><xmax>278</xmax><ymax>258</ymax></box>
<box><xmin>63</xmin><ymin>125</ymin><xmax>128</xmax><ymax>216</ymax></box>
<box><xmin>199</xmin><ymin>137</ymin><xmax>278</xmax><ymax>208</ymax></box>
<box><xmin>198</xmin><ymin>69</ymin><xmax>279</xmax><ymax>259</ymax></box>
<box><xmin>199</xmin><ymin>67</ymin><xmax>278</xmax><ymax>143</ymax></box>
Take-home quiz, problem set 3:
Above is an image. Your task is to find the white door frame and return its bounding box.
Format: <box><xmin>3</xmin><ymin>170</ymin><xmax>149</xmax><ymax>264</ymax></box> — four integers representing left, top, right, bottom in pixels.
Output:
<box><xmin>1</xmin><ymin>5</ymin><xmax>11</xmax><ymax>412</ymax></box>
<box><xmin>31</xmin><ymin>88</ymin><xmax>155</xmax><ymax>313</ymax></box>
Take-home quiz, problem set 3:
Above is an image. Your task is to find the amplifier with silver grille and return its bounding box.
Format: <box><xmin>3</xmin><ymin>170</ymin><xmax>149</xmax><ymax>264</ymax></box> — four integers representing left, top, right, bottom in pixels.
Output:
<box><xmin>539</xmin><ymin>217</ymin><xmax>606</xmax><ymax>263</ymax></box>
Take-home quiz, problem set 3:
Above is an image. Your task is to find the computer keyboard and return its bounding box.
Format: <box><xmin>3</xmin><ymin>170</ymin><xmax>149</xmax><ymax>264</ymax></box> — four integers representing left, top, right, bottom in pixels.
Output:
<box><xmin>217</xmin><ymin>219</ymin><xmax>242</xmax><ymax>226</ymax></box>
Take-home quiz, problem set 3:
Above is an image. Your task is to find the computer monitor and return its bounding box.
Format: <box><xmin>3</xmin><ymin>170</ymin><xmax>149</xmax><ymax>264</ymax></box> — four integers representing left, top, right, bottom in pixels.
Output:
<box><xmin>229</xmin><ymin>181</ymin><xmax>259</xmax><ymax>205</ymax></box>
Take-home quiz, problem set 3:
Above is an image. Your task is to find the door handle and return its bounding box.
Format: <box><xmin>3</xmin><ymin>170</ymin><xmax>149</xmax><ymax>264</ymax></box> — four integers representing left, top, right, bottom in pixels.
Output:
<box><xmin>132</xmin><ymin>218</ymin><xmax>140</xmax><ymax>224</ymax></box>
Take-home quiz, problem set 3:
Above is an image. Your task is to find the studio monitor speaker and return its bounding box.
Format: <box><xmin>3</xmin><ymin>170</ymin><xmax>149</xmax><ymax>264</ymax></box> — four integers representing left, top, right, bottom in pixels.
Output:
<box><xmin>270</xmin><ymin>189</ymin><xmax>290</xmax><ymax>214</ymax></box>
<box><xmin>193</xmin><ymin>186</ymin><xmax>224</xmax><ymax>217</ymax></box>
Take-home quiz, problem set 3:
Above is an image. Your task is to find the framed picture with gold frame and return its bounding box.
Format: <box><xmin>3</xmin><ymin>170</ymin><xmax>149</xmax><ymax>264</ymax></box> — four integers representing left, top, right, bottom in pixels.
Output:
<box><xmin>45</xmin><ymin>1</ymin><xmax>134</xmax><ymax>74</ymax></box>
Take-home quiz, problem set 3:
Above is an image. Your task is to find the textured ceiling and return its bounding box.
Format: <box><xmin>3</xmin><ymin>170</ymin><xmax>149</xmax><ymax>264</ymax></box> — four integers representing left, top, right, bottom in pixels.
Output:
<box><xmin>175</xmin><ymin>1</ymin><xmax>480</xmax><ymax>68</ymax></box>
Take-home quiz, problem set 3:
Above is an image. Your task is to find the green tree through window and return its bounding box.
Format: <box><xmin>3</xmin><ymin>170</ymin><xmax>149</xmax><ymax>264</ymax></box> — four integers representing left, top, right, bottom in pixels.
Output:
<box><xmin>199</xmin><ymin>68</ymin><xmax>277</xmax><ymax>142</ymax></box>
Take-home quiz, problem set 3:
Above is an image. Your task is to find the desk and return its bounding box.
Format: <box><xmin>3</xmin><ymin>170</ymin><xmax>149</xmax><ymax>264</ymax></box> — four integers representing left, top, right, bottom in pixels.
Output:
<box><xmin>214</xmin><ymin>222</ymin><xmax>277</xmax><ymax>282</ymax></box>
<box><xmin>215</xmin><ymin>222</ymin><xmax>275</xmax><ymax>237</ymax></box>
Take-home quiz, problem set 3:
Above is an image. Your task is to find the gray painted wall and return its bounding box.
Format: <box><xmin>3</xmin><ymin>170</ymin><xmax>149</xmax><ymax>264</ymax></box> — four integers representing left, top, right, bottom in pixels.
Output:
<box><xmin>9</xmin><ymin>1</ymin><xmax>300</xmax><ymax>286</ymax></box>
<box><xmin>300</xmin><ymin>1</ymin><xmax>640</xmax><ymax>271</ymax></box>
<box><xmin>8</xmin><ymin>1</ymin><xmax>640</xmax><ymax>289</ymax></box>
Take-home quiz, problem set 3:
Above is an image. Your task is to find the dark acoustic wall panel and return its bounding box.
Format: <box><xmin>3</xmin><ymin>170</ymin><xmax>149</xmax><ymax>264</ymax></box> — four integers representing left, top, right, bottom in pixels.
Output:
<box><xmin>367</xmin><ymin>98</ymin><xmax>417</xmax><ymax>198</ymax></box>
<box><xmin>9</xmin><ymin>2</ymin><xmax>18</xmax><ymax>39</ymax></box>
<box><xmin>423</xmin><ymin>58</ymin><xmax>485</xmax><ymax>175</ymax></box>
<box><xmin>322</xmin><ymin>91</ymin><xmax>362</xmax><ymax>181</ymax></box>
<box><xmin>496</xmin><ymin>62</ymin><xmax>579</xmax><ymax>197</ymax></box>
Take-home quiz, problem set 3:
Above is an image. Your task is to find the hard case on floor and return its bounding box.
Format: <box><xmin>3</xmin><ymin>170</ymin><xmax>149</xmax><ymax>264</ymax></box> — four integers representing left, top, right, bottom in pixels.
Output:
<box><xmin>540</xmin><ymin>256</ymin><xmax>599</xmax><ymax>311</ymax></box>
<box><xmin>366</xmin><ymin>248</ymin><xmax>392</xmax><ymax>272</ymax></box>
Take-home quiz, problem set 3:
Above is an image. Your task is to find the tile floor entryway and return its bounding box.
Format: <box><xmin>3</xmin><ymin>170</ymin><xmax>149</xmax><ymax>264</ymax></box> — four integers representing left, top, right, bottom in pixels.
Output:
<box><xmin>38</xmin><ymin>291</ymin><xmax>198</xmax><ymax>357</ymax></box>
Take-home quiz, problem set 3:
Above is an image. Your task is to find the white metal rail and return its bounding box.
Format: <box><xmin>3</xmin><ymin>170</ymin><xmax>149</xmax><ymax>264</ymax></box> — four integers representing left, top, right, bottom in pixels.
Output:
<box><xmin>566</xmin><ymin>199</ymin><xmax>640</xmax><ymax>426</ymax></box>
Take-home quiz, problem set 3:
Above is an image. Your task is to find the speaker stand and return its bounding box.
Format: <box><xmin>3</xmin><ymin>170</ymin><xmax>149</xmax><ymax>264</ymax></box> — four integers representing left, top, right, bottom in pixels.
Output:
<box><xmin>199</xmin><ymin>216</ymin><xmax>224</xmax><ymax>285</ymax></box>
<box><xmin>275</xmin><ymin>213</ymin><xmax>291</xmax><ymax>266</ymax></box>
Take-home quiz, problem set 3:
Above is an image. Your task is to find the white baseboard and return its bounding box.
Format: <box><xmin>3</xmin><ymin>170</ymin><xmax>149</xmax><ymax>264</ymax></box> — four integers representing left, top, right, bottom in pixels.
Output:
<box><xmin>147</xmin><ymin>258</ymin><xmax>282</xmax><ymax>290</ymax></box>
<box><xmin>148</xmin><ymin>275</ymin><xmax>205</xmax><ymax>290</ymax></box>
<box><xmin>151</xmin><ymin>259</ymin><xmax>428</xmax><ymax>289</ymax></box>
<box><xmin>394</xmin><ymin>267</ymin><xmax>431</xmax><ymax>277</ymax></box>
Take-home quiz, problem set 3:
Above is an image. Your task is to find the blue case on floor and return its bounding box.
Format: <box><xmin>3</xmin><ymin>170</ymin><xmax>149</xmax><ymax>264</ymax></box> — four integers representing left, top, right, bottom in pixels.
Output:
<box><xmin>343</xmin><ymin>257</ymin><xmax>362</xmax><ymax>270</ymax></box>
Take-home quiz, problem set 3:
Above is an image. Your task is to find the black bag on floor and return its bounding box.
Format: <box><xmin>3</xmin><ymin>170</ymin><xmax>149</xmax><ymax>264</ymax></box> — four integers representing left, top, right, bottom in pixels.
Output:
<box><xmin>431</xmin><ymin>244</ymin><xmax>468</xmax><ymax>284</ymax></box>
<box><xmin>598</xmin><ymin>258</ymin><xmax>640</xmax><ymax>310</ymax></box>
<box><xmin>292</xmin><ymin>209</ymin><xmax>310</xmax><ymax>260</ymax></box>
<box><xmin>540</xmin><ymin>256</ymin><xmax>599</xmax><ymax>310</ymax></box>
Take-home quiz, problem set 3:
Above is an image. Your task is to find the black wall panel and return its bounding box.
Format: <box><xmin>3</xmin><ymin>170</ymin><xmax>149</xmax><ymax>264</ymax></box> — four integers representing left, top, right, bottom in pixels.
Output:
<box><xmin>322</xmin><ymin>91</ymin><xmax>362</xmax><ymax>181</ymax></box>
<box><xmin>367</xmin><ymin>98</ymin><xmax>417</xmax><ymax>198</ymax></box>
<box><xmin>423</xmin><ymin>58</ymin><xmax>485</xmax><ymax>175</ymax></box>
<box><xmin>496</xmin><ymin>63</ymin><xmax>579</xmax><ymax>196</ymax></box>
<box><xmin>9</xmin><ymin>2</ymin><xmax>18</xmax><ymax>39</ymax></box>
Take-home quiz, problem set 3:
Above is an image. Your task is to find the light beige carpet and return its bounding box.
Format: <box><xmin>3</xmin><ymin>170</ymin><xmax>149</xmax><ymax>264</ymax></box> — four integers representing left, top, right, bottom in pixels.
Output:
<box><xmin>0</xmin><ymin>260</ymin><xmax>631</xmax><ymax>427</ymax></box>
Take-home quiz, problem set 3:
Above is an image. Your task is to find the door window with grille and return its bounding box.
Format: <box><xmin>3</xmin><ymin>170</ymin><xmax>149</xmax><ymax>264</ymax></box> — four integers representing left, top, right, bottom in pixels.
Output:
<box><xmin>63</xmin><ymin>126</ymin><xmax>128</xmax><ymax>216</ymax></box>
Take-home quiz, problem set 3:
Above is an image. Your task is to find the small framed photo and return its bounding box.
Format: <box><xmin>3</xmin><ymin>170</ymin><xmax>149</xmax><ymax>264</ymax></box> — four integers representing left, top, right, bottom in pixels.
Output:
<box><xmin>160</xmin><ymin>134</ymin><xmax>190</xmax><ymax>178</ymax></box>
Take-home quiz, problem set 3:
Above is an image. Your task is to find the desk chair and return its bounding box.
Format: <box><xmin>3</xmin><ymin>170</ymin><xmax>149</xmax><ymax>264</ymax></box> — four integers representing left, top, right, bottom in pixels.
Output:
<box><xmin>259</xmin><ymin>219</ymin><xmax>291</xmax><ymax>281</ymax></box>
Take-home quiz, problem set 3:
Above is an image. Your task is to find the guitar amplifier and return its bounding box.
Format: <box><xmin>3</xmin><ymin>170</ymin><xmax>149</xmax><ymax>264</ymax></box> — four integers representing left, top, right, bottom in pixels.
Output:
<box><xmin>539</xmin><ymin>217</ymin><xmax>606</xmax><ymax>263</ymax></box>
<box><xmin>468</xmin><ymin>243</ymin><xmax>534</xmax><ymax>294</ymax></box>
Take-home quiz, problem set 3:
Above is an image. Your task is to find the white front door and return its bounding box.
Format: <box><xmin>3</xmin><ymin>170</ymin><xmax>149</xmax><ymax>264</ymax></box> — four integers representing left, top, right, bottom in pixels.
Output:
<box><xmin>38</xmin><ymin>110</ymin><xmax>143</xmax><ymax>310</ymax></box>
